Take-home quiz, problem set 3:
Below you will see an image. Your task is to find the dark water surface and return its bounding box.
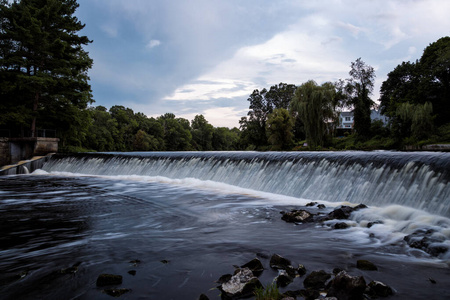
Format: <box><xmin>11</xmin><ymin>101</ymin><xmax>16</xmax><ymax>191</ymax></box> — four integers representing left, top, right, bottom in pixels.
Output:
<box><xmin>0</xmin><ymin>174</ymin><xmax>449</xmax><ymax>299</ymax></box>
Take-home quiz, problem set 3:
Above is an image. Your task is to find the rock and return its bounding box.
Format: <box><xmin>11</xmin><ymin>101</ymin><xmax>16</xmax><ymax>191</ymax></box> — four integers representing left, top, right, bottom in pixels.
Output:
<box><xmin>300</xmin><ymin>288</ymin><xmax>320</xmax><ymax>300</ymax></box>
<box><xmin>103</xmin><ymin>288</ymin><xmax>131</xmax><ymax>297</ymax></box>
<box><xmin>356</xmin><ymin>260</ymin><xmax>378</xmax><ymax>271</ymax></box>
<box><xmin>326</xmin><ymin>271</ymin><xmax>366</xmax><ymax>300</ymax></box>
<box><xmin>297</xmin><ymin>264</ymin><xmax>307</xmax><ymax>276</ymax></box>
<box><xmin>317</xmin><ymin>204</ymin><xmax>326</xmax><ymax>209</ymax></box>
<box><xmin>324</xmin><ymin>204</ymin><xmax>367</xmax><ymax>221</ymax></box>
<box><xmin>129</xmin><ymin>259</ymin><xmax>141</xmax><ymax>265</ymax></box>
<box><xmin>303</xmin><ymin>270</ymin><xmax>331</xmax><ymax>290</ymax></box>
<box><xmin>367</xmin><ymin>280</ymin><xmax>394</xmax><ymax>297</ymax></box>
<box><xmin>367</xmin><ymin>220</ymin><xmax>383</xmax><ymax>228</ymax></box>
<box><xmin>281</xmin><ymin>209</ymin><xmax>314</xmax><ymax>223</ymax></box>
<box><xmin>198</xmin><ymin>294</ymin><xmax>210</xmax><ymax>300</ymax></box>
<box><xmin>160</xmin><ymin>259</ymin><xmax>170</xmax><ymax>264</ymax></box>
<box><xmin>60</xmin><ymin>262</ymin><xmax>81</xmax><ymax>274</ymax></box>
<box><xmin>276</xmin><ymin>270</ymin><xmax>293</xmax><ymax>287</ymax></box>
<box><xmin>216</xmin><ymin>274</ymin><xmax>232</xmax><ymax>284</ymax></box>
<box><xmin>333</xmin><ymin>222</ymin><xmax>349</xmax><ymax>229</ymax></box>
<box><xmin>96</xmin><ymin>274</ymin><xmax>123</xmax><ymax>287</ymax></box>
<box><xmin>404</xmin><ymin>229</ymin><xmax>448</xmax><ymax>257</ymax></box>
<box><xmin>127</xmin><ymin>270</ymin><xmax>136</xmax><ymax>276</ymax></box>
<box><xmin>220</xmin><ymin>268</ymin><xmax>263</xmax><ymax>299</ymax></box>
<box><xmin>270</xmin><ymin>254</ymin><xmax>292</xmax><ymax>270</ymax></box>
<box><xmin>306</xmin><ymin>201</ymin><xmax>318</xmax><ymax>207</ymax></box>
<box><xmin>332</xmin><ymin>268</ymin><xmax>343</xmax><ymax>275</ymax></box>
<box><xmin>241</xmin><ymin>258</ymin><xmax>264</xmax><ymax>276</ymax></box>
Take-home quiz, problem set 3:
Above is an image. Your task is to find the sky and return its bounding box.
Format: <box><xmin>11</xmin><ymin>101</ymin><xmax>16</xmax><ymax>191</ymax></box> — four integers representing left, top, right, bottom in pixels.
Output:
<box><xmin>75</xmin><ymin>0</ymin><xmax>450</xmax><ymax>128</ymax></box>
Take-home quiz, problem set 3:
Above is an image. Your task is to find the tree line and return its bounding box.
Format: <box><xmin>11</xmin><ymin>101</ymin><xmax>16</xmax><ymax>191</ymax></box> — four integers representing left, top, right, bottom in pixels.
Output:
<box><xmin>1</xmin><ymin>1</ymin><xmax>449</xmax><ymax>152</ymax></box>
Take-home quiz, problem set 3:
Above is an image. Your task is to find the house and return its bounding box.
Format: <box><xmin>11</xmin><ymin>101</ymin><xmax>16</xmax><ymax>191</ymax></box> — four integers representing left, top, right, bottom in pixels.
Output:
<box><xmin>336</xmin><ymin>109</ymin><xmax>389</xmax><ymax>136</ymax></box>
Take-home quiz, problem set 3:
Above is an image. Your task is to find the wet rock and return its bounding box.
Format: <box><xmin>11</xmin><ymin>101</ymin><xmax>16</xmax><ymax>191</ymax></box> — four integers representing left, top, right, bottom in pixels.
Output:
<box><xmin>241</xmin><ymin>258</ymin><xmax>264</xmax><ymax>276</ymax></box>
<box><xmin>103</xmin><ymin>288</ymin><xmax>131</xmax><ymax>297</ymax></box>
<box><xmin>300</xmin><ymin>288</ymin><xmax>320</xmax><ymax>300</ymax></box>
<box><xmin>198</xmin><ymin>294</ymin><xmax>210</xmax><ymax>300</ymax></box>
<box><xmin>216</xmin><ymin>274</ymin><xmax>233</xmax><ymax>284</ymax></box>
<box><xmin>220</xmin><ymin>268</ymin><xmax>263</xmax><ymax>299</ymax></box>
<box><xmin>306</xmin><ymin>201</ymin><xmax>318</xmax><ymax>207</ymax></box>
<box><xmin>281</xmin><ymin>209</ymin><xmax>314</xmax><ymax>223</ymax></box>
<box><xmin>333</xmin><ymin>268</ymin><xmax>344</xmax><ymax>275</ymax></box>
<box><xmin>326</xmin><ymin>271</ymin><xmax>366</xmax><ymax>300</ymax></box>
<box><xmin>270</xmin><ymin>254</ymin><xmax>292</xmax><ymax>270</ymax></box>
<box><xmin>356</xmin><ymin>260</ymin><xmax>378</xmax><ymax>271</ymax></box>
<box><xmin>333</xmin><ymin>222</ymin><xmax>349</xmax><ymax>229</ymax></box>
<box><xmin>160</xmin><ymin>259</ymin><xmax>170</xmax><ymax>264</ymax></box>
<box><xmin>367</xmin><ymin>220</ymin><xmax>383</xmax><ymax>228</ymax></box>
<box><xmin>324</xmin><ymin>204</ymin><xmax>367</xmax><ymax>221</ymax></box>
<box><xmin>127</xmin><ymin>270</ymin><xmax>136</xmax><ymax>276</ymax></box>
<box><xmin>317</xmin><ymin>204</ymin><xmax>326</xmax><ymax>209</ymax></box>
<box><xmin>297</xmin><ymin>264</ymin><xmax>307</xmax><ymax>276</ymax></box>
<box><xmin>129</xmin><ymin>259</ymin><xmax>141</xmax><ymax>266</ymax></box>
<box><xmin>303</xmin><ymin>270</ymin><xmax>331</xmax><ymax>290</ymax></box>
<box><xmin>404</xmin><ymin>229</ymin><xmax>448</xmax><ymax>257</ymax></box>
<box><xmin>60</xmin><ymin>262</ymin><xmax>81</xmax><ymax>274</ymax></box>
<box><xmin>276</xmin><ymin>270</ymin><xmax>293</xmax><ymax>287</ymax></box>
<box><xmin>96</xmin><ymin>274</ymin><xmax>123</xmax><ymax>287</ymax></box>
<box><xmin>367</xmin><ymin>280</ymin><xmax>394</xmax><ymax>297</ymax></box>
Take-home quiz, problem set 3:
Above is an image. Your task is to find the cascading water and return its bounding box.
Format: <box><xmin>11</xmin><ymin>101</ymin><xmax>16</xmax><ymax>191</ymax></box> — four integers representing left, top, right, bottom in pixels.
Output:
<box><xmin>43</xmin><ymin>151</ymin><xmax>450</xmax><ymax>217</ymax></box>
<box><xmin>1</xmin><ymin>151</ymin><xmax>449</xmax><ymax>299</ymax></box>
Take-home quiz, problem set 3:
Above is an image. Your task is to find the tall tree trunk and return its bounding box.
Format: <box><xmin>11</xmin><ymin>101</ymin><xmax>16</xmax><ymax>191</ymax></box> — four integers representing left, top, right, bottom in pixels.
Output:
<box><xmin>31</xmin><ymin>91</ymin><xmax>39</xmax><ymax>137</ymax></box>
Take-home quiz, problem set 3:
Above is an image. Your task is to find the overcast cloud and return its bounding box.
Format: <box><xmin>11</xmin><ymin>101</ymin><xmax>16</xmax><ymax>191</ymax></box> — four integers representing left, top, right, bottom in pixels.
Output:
<box><xmin>76</xmin><ymin>0</ymin><xmax>450</xmax><ymax>128</ymax></box>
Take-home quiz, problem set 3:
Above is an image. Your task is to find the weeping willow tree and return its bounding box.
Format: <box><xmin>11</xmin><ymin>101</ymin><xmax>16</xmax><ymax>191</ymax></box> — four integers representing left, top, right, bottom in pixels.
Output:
<box><xmin>396</xmin><ymin>102</ymin><xmax>433</xmax><ymax>141</ymax></box>
<box><xmin>290</xmin><ymin>80</ymin><xmax>337</xmax><ymax>148</ymax></box>
<box><xmin>266</xmin><ymin>108</ymin><xmax>294</xmax><ymax>150</ymax></box>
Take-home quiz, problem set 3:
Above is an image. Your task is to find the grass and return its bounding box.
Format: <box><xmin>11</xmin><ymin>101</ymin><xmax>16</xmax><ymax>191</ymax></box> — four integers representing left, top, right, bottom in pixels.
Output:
<box><xmin>254</xmin><ymin>282</ymin><xmax>281</xmax><ymax>300</ymax></box>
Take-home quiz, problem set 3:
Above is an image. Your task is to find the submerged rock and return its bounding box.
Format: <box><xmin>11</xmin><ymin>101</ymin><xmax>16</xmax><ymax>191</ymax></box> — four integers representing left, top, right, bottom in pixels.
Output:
<box><xmin>281</xmin><ymin>210</ymin><xmax>314</xmax><ymax>223</ymax></box>
<box><xmin>103</xmin><ymin>288</ymin><xmax>131</xmax><ymax>297</ymax></box>
<box><xmin>404</xmin><ymin>229</ymin><xmax>448</xmax><ymax>257</ymax></box>
<box><xmin>96</xmin><ymin>274</ymin><xmax>123</xmax><ymax>287</ymax></box>
<box><xmin>326</xmin><ymin>271</ymin><xmax>366</xmax><ymax>300</ymax></box>
<box><xmin>356</xmin><ymin>260</ymin><xmax>378</xmax><ymax>271</ymax></box>
<box><xmin>220</xmin><ymin>268</ymin><xmax>263</xmax><ymax>299</ymax></box>
<box><xmin>333</xmin><ymin>222</ymin><xmax>349</xmax><ymax>229</ymax></box>
<box><xmin>303</xmin><ymin>270</ymin><xmax>331</xmax><ymax>290</ymax></box>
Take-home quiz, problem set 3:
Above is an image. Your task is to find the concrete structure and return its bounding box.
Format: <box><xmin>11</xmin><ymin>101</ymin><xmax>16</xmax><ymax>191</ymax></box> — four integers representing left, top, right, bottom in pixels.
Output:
<box><xmin>0</xmin><ymin>137</ymin><xmax>59</xmax><ymax>167</ymax></box>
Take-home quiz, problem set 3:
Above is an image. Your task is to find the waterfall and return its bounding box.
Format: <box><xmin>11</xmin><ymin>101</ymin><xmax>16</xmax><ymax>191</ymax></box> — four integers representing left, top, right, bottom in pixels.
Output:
<box><xmin>42</xmin><ymin>151</ymin><xmax>450</xmax><ymax>217</ymax></box>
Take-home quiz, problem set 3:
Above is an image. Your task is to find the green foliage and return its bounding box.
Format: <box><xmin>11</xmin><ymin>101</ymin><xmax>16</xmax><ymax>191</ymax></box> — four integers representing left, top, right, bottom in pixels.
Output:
<box><xmin>266</xmin><ymin>108</ymin><xmax>294</xmax><ymax>150</ymax></box>
<box><xmin>0</xmin><ymin>0</ymin><xmax>93</xmax><ymax>142</ymax></box>
<box><xmin>191</xmin><ymin>114</ymin><xmax>214</xmax><ymax>151</ymax></box>
<box><xmin>291</xmin><ymin>80</ymin><xmax>336</xmax><ymax>148</ymax></box>
<box><xmin>254</xmin><ymin>282</ymin><xmax>280</xmax><ymax>300</ymax></box>
<box><xmin>340</xmin><ymin>58</ymin><xmax>376</xmax><ymax>140</ymax></box>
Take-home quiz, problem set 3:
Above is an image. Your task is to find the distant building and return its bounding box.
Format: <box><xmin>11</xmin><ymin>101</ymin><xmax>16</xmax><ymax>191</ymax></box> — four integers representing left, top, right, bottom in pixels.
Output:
<box><xmin>336</xmin><ymin>109</ymin><xmax>389</xmax><ymax>136</ymax></box>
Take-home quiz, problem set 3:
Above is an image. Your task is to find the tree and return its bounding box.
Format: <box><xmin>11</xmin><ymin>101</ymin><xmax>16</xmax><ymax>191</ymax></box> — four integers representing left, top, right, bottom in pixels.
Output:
<box><xmin>0</xmin><ymin>0</ymin><xmax>93</xmax><ymax>139</ymax></box>
<box><xmin>241</xmin><ymin>83</ymin><xmax>297</xmax><ymax>149</ymax></box>
<box><xmin>266</xmin><ymin>108</ymin><xmax>294</xmax><ymax>150</ymax></box>
<box><xmin>158</xmin><ymin>113</ymin><xmax>192</xmax><ymax>151</ymax></box>
<box><xmin>191</xmin><ymin>114</ymin><xmax>213</xmax><ymax>151</ymax></box>
<box><xmin>291</xmin><ymin>80</ymin><xmax>336</xmax><ymax>148</ymax></box>
<box><xmin>340</xmin><ymin>58</ymin><xmax>376</xmax><ymax>139</ymax></box>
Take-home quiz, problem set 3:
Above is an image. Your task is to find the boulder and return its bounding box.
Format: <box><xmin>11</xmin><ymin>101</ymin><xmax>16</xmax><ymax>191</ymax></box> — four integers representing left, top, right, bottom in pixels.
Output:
<box><xmin>220</xmin><ymin>268</ymin><xmax>263</xmax><ymax>299</ymax></box>
<box><xmin>240</xmin><ymin>258</ymin><xmax>264</xmax><ymax>276</ymax></box>
<box><xmin>324</xmin><ymin>204</ymin><xmax>367</xmax><ymax>221</ymax></box>
<box><xmin>306</xmin><ymin>202</ymin><xmax>318</xmax><ymax>207</ymax></box>
<box><xmin>356</xmin><ymin>260</ymin><xmax>378</xmax><ymax>271</ymax></box>
<box><xmin>326</xmin><ymin>271</ymin><xmax>366</xmax><ymax>300</ymax></box>
<box><xmin>317</xmin><ymin>204</ymin><xmax>326</xmax><ymax>209</ymax></box>
<box><xmin>367</xmin><ymin>280</ymin><xmax>394</xmax><ymax>297</ymax></box>
<box><xmin>96</xmin><ymin>274</ymin><xmax>123</xmax><ymax>287</ymax></box>
<box><xmin>297</xmin><ymin>264</ymin><xmax>307</xmax><ymax>276</ymax></box>
<box><xmin>276</xmin><ymin>269</ymin><xmax>293</xmax><ymax>287</ymax></box>
<box><xmin>270</xmin><ymin>254</ymin><xmax>292</xmax><ymax>270</ymax></box>
<box><xmin>281</xmin><ymin>210</ymin><xmax>314</xmax><ymax>223</ymax></box>
<box><xmin>303</xmin><ymin>270</ymin><xmax>331</xmax><ymax>290</ymax></box>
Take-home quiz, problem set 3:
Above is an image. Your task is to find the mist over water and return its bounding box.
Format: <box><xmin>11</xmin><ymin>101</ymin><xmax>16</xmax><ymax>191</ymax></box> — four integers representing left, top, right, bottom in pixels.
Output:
<box><xmin>1</xmin><ymin>151</ymin><xmax>449</xmax><ymax>299</ymax></box>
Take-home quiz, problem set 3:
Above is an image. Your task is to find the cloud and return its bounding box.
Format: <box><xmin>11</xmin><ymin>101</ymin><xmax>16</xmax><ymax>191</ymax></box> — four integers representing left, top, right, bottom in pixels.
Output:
<box><xmin>146</xmin><ymin>39</ymin><xmax>161</xmax><ymax>49</ymax></box>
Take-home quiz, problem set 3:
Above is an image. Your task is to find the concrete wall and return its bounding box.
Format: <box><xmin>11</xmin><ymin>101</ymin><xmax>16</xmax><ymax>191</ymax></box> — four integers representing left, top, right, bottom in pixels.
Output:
<box><xmin>0</xmin><ymin>137</ymin><xmax>59</xmax><ymax>166</ymax></box>
<box><xmin>0</xmin><ymin>138</ymin><xmax>11</xmax><ymax>167</ymax></box>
